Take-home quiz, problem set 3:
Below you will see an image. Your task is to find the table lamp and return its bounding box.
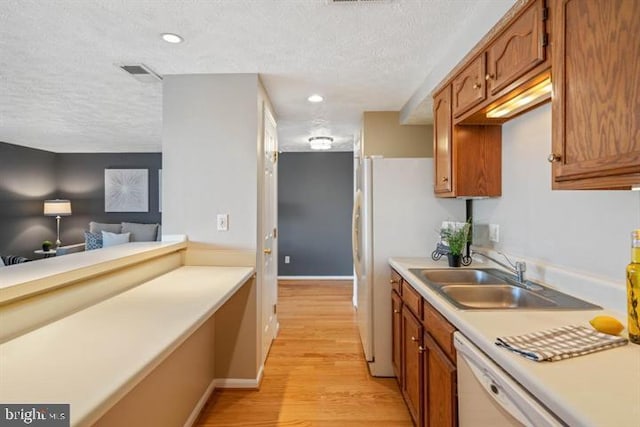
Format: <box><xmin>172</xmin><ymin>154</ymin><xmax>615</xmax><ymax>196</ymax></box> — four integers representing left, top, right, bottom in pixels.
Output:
<box><xmin>44</xmin><ymin>199</ymin><xmax>72</xmax><ymax>248</ymax></box>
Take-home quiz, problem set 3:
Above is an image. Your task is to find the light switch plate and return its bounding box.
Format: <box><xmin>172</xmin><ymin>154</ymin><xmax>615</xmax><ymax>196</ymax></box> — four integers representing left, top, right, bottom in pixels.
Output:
<box><xmin>217</xmin><ymin>214</ymin><xmax>229</xmax><ymax>231</ymax></box>
<box><xmin>284</xmin><ymin>256</ymin><xmax>290</xmax><ymax>264</ymax></box>
<box><xmin>489</xmin><ymin>224</ymin><xmax>499</xmax><ymax>242</ymax></box>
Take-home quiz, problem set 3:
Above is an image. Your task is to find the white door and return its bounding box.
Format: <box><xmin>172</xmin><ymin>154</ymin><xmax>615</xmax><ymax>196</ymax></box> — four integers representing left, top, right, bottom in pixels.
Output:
<box><xmin>261</xmin><ymin>107</ymin><xmax>278</xmax><ymax>362</ymax></box>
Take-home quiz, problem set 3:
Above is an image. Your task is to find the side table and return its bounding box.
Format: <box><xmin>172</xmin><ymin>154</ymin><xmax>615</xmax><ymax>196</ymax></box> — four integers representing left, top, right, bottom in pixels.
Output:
<box><xmin>34</xmin><ymin>249</ymin><xmax>57</xmax><ymax>258</ymax></box>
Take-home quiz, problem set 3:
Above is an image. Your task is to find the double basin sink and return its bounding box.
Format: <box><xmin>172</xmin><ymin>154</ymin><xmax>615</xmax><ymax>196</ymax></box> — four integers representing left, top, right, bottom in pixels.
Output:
<box><xmin>408</xmin><ymin>268</ymin><xmax>601</xmax><ymax>310</ymax></box>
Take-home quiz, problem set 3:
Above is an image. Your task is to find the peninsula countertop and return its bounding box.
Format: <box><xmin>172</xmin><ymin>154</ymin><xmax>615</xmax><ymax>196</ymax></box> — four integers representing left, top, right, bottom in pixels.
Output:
<box><xmin>389</xmin><ymin>257</ymin><xmax>640</xmax><ymax>427</ymax></box>
<box><xmin>0</xmin><ymin>240</ymin><xmax>188</xmax><ymax>304</ymax></box>
<box><xmin>0</xmin><ymin>265</ymin><xmax>255</xmax><ymax>426</ymax></box>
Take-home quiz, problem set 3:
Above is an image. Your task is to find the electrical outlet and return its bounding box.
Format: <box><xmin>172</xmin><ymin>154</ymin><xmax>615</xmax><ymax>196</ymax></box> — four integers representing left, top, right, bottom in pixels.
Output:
<box><xmin>284</xmin><ymin>255</ymin><xmax>290</xmax><ymax>264</ymax></box>
<box><xmin>217</xmin><ymin>214</ymin><xmax>229</xmax><ymax>231</ymax></box>
<box><xmin>489</xmin><ymin>224</ymin><xmax>500</xmax><ymax>242</ymax></box>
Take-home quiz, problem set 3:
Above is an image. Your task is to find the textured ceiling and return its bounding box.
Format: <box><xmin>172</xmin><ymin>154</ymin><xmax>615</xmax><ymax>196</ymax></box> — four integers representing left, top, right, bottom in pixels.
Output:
<box><xmin>0</xmin><ymin>0</ymin><xmax>514</xmax><ymax>153</ymax></box>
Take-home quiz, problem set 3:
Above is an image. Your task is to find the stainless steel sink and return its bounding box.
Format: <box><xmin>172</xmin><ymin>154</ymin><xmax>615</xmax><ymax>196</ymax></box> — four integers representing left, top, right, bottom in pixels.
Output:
<box><xmin>440</xmin><ymin>284</ymin><xmax>557</xmax><ymax>309</ymax></box>
<box><xmin>420</xmin><ymin>269</ymin><xmax>507</xmax><ymax>285</ymax></box>
<box><xmin>408</xmin><ymin>268</ymin><xmax>601</xmax><ymax>311</ymax></box>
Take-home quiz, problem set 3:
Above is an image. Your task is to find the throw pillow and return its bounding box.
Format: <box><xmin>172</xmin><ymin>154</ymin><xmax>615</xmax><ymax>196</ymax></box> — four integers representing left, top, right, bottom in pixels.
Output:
<box><xmin>121</xmin><ymin>222</ymin><xmax>159</xmax><ymax>242</ymax></box>
<box><xmin>89</xmin><ymin>221</ymin><xmax>122</xmax><ymax>234</ymax></box>
<box><xmin>102</xmin><ymin>231</ymin><xmax>130</xmax><ymax>248</ymax></box>
<box><xmin>84</xmin><ymin>231</ymin><xmax>103</xmax><ymax>251</ymax></box>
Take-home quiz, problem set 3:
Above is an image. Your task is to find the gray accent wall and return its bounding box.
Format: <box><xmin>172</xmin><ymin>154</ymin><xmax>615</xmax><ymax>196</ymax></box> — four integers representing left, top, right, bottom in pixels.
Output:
<box><xmin>56</xmin><ymin>153</ymin><xmax>162</xmax><ymax>246</ymax></box>
<box><xmin>0</xmin><ymin>142</ymin><xmax>57</xmax><ymax>259</ymax></box>
<box><xmin>278</xmin><ymin>152</ymin><xmax>354</xmax><ymax>276</ymax></box>
<box><xmin>0</xmin><ymin>142</ymin><xmax>161</xmax><ymax>259</ymax></box>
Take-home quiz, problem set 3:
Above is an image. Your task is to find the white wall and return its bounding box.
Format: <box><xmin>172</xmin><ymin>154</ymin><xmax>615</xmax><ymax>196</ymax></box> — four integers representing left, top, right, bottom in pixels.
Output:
<box><xmin>474</xmin><ymin>103</ymin><xmax>640</xmax><ymax>288</ymax></box>
<box><xmin>162</xmin><ymin>74</ymin><xmax>259</xmax><ymax>249</ymax></box>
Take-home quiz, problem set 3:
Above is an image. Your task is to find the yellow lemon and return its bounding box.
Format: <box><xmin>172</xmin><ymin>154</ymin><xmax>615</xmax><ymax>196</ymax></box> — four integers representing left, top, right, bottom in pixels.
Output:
<box><xmin>589</xmin><ymin>315</ymin><xmax>624</xmax><ymax>335</ymax></box>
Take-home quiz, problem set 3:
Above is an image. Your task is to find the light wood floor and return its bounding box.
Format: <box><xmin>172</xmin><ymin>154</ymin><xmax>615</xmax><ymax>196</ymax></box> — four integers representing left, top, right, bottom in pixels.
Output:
<box><xmin>195</xmin><ymin>280</ymin><xmax>412</xmax><ymax>426</ymax></box>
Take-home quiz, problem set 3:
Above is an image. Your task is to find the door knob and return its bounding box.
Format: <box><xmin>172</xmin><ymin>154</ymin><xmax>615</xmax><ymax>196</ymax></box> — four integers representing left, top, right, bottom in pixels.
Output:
<box><xmin>473</xmin><ymin>83</ymin><xmax>482</xmax><ymax>89</ymax></box>
<box><xmin>485</xmin><ymin>73</ymin><xmax>495</xmax><ymax>81</ymax></box>
<box><xmin>263</xmin><ymin>248</ymin><xmax>272</xmax><ymax>254</ymax></box>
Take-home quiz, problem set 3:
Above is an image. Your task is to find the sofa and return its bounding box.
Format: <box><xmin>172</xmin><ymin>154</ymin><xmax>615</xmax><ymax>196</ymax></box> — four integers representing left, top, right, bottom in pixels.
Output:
<box><xmin>56</xmin><ymin>221</ymin><xmax>162</xmax><ymax>255</ymax></box>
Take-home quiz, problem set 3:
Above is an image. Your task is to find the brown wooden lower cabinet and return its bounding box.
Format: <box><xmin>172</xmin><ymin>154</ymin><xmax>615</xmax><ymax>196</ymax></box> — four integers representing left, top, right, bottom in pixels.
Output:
<box><xmin>392</xmin><ymin>290</ymin><xmax>403</xmax><ymax>384</ymax></box>
<box><xmin>423</xmin><ymin>332</ymin><xmax>457</xmax><ymax>427</ymax></box>
<box><xmin>401</xmin><ymin>305</ymin><xmax>423</xmax><ymax>425</ymax></box>
<box><xmin>391</xmin><ymin>268</ymin><xmax>458</xmax><ymax>427</ymax></box>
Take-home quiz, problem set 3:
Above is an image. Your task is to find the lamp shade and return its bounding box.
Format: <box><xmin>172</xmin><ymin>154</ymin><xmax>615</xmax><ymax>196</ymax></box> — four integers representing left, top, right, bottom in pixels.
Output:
<box><xmin>44</xmin><ymin>199</ymin><xmax>72</xmax><ymax>216</ymax></box>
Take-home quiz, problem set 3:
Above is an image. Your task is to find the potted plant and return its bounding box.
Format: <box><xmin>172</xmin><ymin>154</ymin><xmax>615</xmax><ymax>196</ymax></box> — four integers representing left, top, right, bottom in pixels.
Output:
<box><xmin>442</xmin><ymin>222</ymin><xmax>470</xmax><ymax>267</ymax></box>
<box><xmin>42</xmin><ymin>240</ymin><xmax>53</xmax><ymax>252</ymax></box>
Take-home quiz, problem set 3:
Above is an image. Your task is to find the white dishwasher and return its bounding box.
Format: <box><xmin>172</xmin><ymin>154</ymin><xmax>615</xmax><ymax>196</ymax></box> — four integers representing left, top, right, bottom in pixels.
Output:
<box><xmin>454</xmin><ymin>332</ymin><xmax>566</xmax><ymax>427</ymax></box>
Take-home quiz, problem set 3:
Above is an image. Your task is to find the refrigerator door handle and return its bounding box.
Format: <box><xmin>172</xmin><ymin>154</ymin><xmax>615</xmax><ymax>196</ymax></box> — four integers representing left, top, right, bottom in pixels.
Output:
<box><xmin>352</xmin><ymin>189</ymin><xmax>363</xmax><ymax>280</ymax></box>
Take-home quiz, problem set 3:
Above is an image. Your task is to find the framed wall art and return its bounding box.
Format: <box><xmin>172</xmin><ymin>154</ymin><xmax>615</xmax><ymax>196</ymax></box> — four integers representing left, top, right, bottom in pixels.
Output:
<box><xmin>104</xmin><ymin>169</ymin><xmax>149</xmax><ymax>212</ymax></box>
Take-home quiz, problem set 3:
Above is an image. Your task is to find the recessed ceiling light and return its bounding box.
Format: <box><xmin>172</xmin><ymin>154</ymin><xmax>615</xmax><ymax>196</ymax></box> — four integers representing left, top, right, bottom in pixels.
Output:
<box><xmin>307</xmin><ymin>94</ymin><xmax>324</xmax><ymax>103</ymax></box>
<box><xmin>161</xmin><ymin>33</ymin><xmax>183</xmax><ymax>44</ymax></box>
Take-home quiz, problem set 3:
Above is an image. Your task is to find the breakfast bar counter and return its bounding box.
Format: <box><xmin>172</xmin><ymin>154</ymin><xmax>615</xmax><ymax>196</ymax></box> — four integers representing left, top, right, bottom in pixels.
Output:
<box><xmin>0</xmin><ymin>265</ymin><xmax>255</xmax><ymax>426</ymax></box>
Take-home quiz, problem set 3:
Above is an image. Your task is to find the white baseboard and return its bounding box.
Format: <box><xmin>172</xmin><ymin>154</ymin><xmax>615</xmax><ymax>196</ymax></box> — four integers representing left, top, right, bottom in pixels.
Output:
<box><xmin>278</xmin><ymin>276</ymin><xmax>353</xmax><ymax>281</ymax></box>
<box><xmin>185</xmin><ymin>366</ymin><xmax>264</xmax><ymax>425</ymax></box>
<box><xmin>184</xmin><ymin>377</ymin><xmax>216</xmax><ymax>427</ymax></box>
<box><xmin>214</xmin><ymin>364</ymin><xmax>264</xmax><ymax>389</ymax></box>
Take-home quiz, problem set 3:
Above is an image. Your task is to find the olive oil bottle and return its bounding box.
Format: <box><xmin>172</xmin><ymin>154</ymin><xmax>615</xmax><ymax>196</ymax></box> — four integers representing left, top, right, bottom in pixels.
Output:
<box><xmin>627</xmin><ymin>230</ymin><xmax>640</xmax><ymax>344</ymax></box>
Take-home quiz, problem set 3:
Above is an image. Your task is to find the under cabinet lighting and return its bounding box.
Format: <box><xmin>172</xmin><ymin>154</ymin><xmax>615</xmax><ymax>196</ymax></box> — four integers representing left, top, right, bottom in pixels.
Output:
<box><xmin>486</xmin><ymin>78</ymin><xmax>552</xmax><ymax>119</ymax></box>
<box><xmin>632</xmin><ymin>185</ymin><xmax>640</xmax><ymax>191</ymax></box>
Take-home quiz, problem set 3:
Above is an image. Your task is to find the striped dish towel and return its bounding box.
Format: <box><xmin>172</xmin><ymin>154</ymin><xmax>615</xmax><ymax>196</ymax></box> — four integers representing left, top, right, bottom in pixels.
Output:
<box><xmin>496</xmin><ymin>325</ymin><xmax>628</xmax><ymax>362</ymax></box>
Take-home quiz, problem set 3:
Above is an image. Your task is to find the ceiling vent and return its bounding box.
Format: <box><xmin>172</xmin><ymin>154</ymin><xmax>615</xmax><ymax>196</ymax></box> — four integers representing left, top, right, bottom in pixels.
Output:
<box><xmin>118</xmin><ymin>63</ymin><xmax>162</xmax><ymax>83</ymax></box>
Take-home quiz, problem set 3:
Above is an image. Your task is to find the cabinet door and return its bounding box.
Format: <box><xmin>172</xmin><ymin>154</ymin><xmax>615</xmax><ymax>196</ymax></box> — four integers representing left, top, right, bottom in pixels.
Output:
<box><xmin>452</xmin><ymin>55</ymin><xmax>486</xmax><ymax>117</ymax></box>
<box><xmin>402</xmin><ymin>306</ymin><xmax>423</xmax><ymax>425</ymax></box>
<box><xmin>391</xmin><ymin>290</ymin><xmax>403</xmax><ymax>385</ymax></box>
<box><xmin>424</xmin><ymin>333</ymin><xmax>457</xmax><ymax>427</ymax></box>
<box><xmin>433</xmin><ymin>86</ymin><xmax>453</xmax><ymax>195</ymax></box>
<box><xmin>486</xmin><ymin>0</ymin><xmax>546</xmax><ymax>96</ymax></box>
<box><xmin>551</xmin><ymin>0</ymin><xmax>640</xmax><ymax>189</ymax></box>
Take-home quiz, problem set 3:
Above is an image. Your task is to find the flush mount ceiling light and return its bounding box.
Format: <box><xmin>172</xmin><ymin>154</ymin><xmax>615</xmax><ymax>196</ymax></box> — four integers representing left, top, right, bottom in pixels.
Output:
<box><xmin>309</xmin><ymin>136</ymin><xmax>333</xmax><ymax>150</ymax></box>
<box><xmin>486</xmin><ymin>78</ymin><xmax>552</xmax><ymax>119</ymax></box>
<box><xmin>161</xmin><ymin>33</ymin><xmax>183</xmax><ymax>44</ymax></box>
<box><xmin>307</xmin><ymin>94</ymin><xmax>324</xmax><ymax>103</ymax></box>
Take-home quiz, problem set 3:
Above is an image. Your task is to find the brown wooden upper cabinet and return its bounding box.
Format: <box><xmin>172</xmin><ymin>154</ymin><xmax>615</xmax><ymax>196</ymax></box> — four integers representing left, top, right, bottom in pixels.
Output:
<box><xmin>550</xmin><ymin>0</ymin><xmax>640</xmax><ymax>189</ymax></box>
<box><xmin>453</xmin><ymin>0</ymin><xmax>547</xmax><ymax>119</ymax></box>
<box><xmin>452</xmin><ymin>55</ymin><xmax>486</xmax><ymax>118</ymax></box>
<box><xmin>433</xmin><ymin>86</ymin><xmax>502</xmax><ymax>198</ymax></box>
<box><xmin>485</xmin><ymin>0</ymin><xmax>547</xmax><ymax>96</ymax></box>
<box><xmin>433</xmin><ymin>87</ymin><xmax>453</xmax><ymax>195</ymax></box>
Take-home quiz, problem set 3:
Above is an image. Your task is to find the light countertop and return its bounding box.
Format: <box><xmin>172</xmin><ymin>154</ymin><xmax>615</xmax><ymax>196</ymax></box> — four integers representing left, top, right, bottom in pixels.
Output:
<box><xmin>0</xmin><ymin>241</ymin><xmax>188</xmax><ymax>304</ymax></box>
<box><xmin>0</xmin><ymin>265</ymin><xmax>254</xmax><ymax>426</ymax></box>
<box><xmin>389</xmin><ymin>257</ymin><xmax>640</xmax><ymax>427</ymax></box>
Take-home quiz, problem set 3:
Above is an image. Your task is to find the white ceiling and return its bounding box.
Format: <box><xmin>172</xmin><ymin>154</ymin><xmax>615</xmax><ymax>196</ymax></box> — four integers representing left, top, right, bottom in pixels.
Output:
<box><xmin>0</xmin><ymin>0</ymin><xmax>514</xmax><ymax>153</ymax></box>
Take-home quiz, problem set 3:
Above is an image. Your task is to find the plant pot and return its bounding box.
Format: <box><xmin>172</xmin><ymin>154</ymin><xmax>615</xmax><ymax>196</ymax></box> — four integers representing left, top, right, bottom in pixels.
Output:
<box><xmin>42</xmin><ymin>244</ymin><xmax>51</xmax><ymax>252</ymax></box>
<box><xmin>447</xmin><ymin>253</ymin><xmax>461</xmax><ymax>267</ymax></box>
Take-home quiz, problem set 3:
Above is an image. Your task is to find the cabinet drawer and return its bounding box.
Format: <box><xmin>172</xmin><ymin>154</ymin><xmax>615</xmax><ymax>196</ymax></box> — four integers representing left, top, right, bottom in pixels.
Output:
<box><xmin>402</xmin><ymin>281</ymin><xmax>423</xmax><ymax>319</ymax></box>
<box><xmin>390</xmin><ymin>269</ymin><xmax>402</xmax><ymax>295</ymax></box>
<box><xmin>423</xmin><ymin>300</ymin><xmax>456</xmax><ymax>361</ymax></box>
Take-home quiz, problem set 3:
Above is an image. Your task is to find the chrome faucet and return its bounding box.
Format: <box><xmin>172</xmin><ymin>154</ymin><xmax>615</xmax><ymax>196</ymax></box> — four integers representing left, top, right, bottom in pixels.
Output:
<box><xmin>470</xmin><ymin>247</ymin><xmax>527</xmax><ymax>285</ymax></box>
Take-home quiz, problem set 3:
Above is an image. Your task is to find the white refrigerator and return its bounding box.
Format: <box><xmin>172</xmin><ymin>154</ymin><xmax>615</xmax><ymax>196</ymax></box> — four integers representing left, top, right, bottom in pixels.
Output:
<box><xmin>352</xmin><ymin>157</ymin><xmax>465</xmax><ymax>377</ymax></box>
